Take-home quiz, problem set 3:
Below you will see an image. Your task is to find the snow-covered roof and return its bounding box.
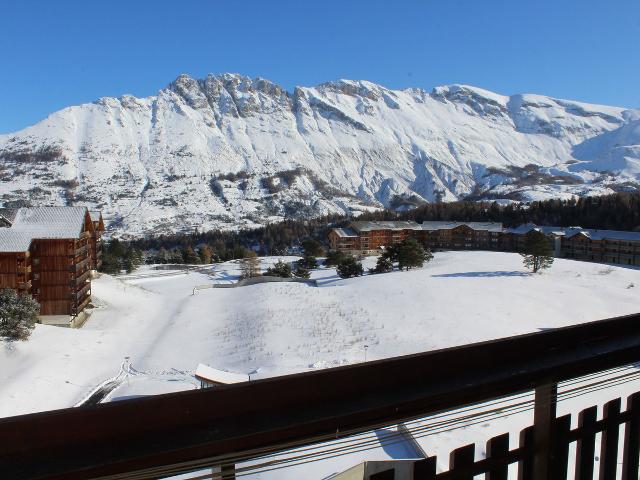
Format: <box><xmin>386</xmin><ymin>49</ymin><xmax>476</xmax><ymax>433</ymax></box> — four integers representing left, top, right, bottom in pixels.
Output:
<box><xmin>89</xmin><ymin>211</ymin><xmax>101</xmax><ymax>222</ymax></box>
<box><xmin>333</xmin><ymin>227</ymin><xmax>358</xmax><ymax>238</ymax></box>
<box><xmin>565</xmin><ymin>228</ymin><xmax>640</xmax><ymax>242</ymax></box>
<box><xmin>0</xmin><ymin>230</ymin><xmax>35</xmax><ymax>252</ymax></box>
<box><xmin>351</xmin><ymin>221</ymin><xmax>422</xmax><ymax>232</ymax></box>
<box><xmin>421</xmin><ymin>221</ymin><xmax>503</xmax><ymax>232</ymax></box>
<box><xmin>507</xmin><ymin>223</ymin><xmax>640</xmax><ymax>242</ymax></box>
<box><xmin>195</xmin><ymin>364</ymin><xmax>250</xmax><ymax>385</ymax></box>
<box><xmin>0</xmin><ymin>207</ymin><xmax>90</xmax><ymax>253</ymax></box>
<box><xmin>506</xmin><ymin>223</ymin><xmax>565</xmax><ymax>236</ymax></box>
<box><xmin>0</xmin><ymin>208</ymin><xmax>18</xmax><ymax>224</ymax></box>
<box><xmin>11</xmin><ymin>207</ymin><xmax>88</xmax><ymax>238</ymax></box>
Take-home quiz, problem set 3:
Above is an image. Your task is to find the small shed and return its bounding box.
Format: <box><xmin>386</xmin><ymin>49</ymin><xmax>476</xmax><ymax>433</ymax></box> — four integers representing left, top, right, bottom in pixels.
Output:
<box><xmin>194</xmin><ymin>364</ymin><xmax>250</xmax><ymax>388</ymax></box>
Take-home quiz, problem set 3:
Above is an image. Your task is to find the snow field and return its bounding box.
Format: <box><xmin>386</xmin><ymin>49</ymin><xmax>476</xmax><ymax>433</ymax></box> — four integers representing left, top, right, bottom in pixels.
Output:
<box><xmin>1</xmin><ymin>251</ymin><xmax>639</xmax><ymax>478</ymax></box>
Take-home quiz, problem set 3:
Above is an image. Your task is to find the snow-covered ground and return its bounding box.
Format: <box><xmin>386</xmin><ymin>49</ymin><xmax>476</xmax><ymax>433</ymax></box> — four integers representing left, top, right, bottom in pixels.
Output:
<box><xmin>1</xmin><ymin>251</ymin><xmax>639</xmax><ymax>478</ymax></box>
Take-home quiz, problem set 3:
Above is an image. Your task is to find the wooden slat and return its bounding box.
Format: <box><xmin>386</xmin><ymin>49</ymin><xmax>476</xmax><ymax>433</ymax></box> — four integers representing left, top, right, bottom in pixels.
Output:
<box><xmin>413</xmin><ymin>457</ymin><xmax>436</xmax><ymax>479</ymax></box>
<box><xmin>599</xmin><ymin>398</ymin><xmax>622</xmax><ymax>480</ymax></box>
<box><xmin>449</xmin><ymin>444</ymin><xmax>475</xmax><ymax>480</ymax></box>
<box><xmin>575</xmin><ymin>405</ymin><xmax>597</xmax><ymax>480</ymax></box>
<box><xmin>622</xmin><ymin>392</ymin><xmax>640</xmax><ymax>480</ymax></box>
<box><xmin>371</xmin><ymin>468</ymin><xmax>395</xmax><ymax>480</ymax></box>
<box><xmin>518</xmin><ymin>426</ymin><xmax>535</xmax><ymax>480</ymax></box>
<box><xmin>486</xmin><ymin>433</ymin><xmax>509</xmax><ymax>480</ymax></box>
<box><xmin>533</xmin><ymin>382</ymin><xmax>558</xmax><ymax>480</ymax></box>
<box><xmin>550</xmin><ymin>415</ymin><xmax>571</xmax><ymax>480</ymax></box>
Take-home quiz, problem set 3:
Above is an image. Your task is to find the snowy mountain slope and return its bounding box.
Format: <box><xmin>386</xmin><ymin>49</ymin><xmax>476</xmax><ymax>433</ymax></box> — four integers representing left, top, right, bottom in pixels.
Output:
<box><xmin>0</xmin><ymin>74</ymin><xmax>638</xmax><ymax>236</ymax></box>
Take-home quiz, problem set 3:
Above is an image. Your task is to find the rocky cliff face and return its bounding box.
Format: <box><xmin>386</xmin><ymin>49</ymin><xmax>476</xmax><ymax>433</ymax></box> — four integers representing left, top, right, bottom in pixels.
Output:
<box><xmin>0</xmin><ymin>73</ymin><xmax>638</xmax><ymax>237</ymax></box>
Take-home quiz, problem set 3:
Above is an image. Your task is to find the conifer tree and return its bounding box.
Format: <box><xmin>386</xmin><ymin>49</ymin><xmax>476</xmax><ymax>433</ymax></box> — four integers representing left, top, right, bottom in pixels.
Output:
<box><xmin>324</xmin><ymin>250</ymin><xmax>346</xmax><ymax>266</ymax></box>
<box><xmin>301</xmin><ymin>238</ymin><xmax>323</xmax><ymax>257</ymax></box>
<box><xmin>100</xmin><ymin>252</ymin><xmax>121</xmax><ymax>274</ymax></box>
<box><xmin>395</xmin><ymin>237</ymin><xmax>432</xmax><ymax>271</ymax></box>
<box><xmin>264</xmin><ymin>260</ymin><xmax>292</xmax><ymax>278</ymax></box>
<box><xmin>170</xmin><ymin>249</ymin><xmax>184</xmax><ymax>264</ymax></box>
<box><xmin>521</xmin><ymin>230</ymin><xmax>554</xmax><ymax>273</ymax></box>
<box><xmin>373</xmin><ymin>255</ymin><xmax>393</xmax><ymax>273</ymax></box>
<box><xmin>157</xmin><ymin>247</ymin><xmax>169</xmax><ymax>264</ymax></box>
<box><xmin>294</xmin><ymin>265</ymin><xmax>311</xmax><ymax>279</ymax></box>
<box><xmin>336</xmin><ymin>256</ymin><xmax>364</xmax><ymax>278</ymax></box>
<box><xmin>297</xmin><ymin>255</ymin><xmax>318</xmax><ymax>270</ymax></box>
<box><xmin>0</xmin><ymin>289</ymin><xmax>39</xmax><ymax>341</ymax></box>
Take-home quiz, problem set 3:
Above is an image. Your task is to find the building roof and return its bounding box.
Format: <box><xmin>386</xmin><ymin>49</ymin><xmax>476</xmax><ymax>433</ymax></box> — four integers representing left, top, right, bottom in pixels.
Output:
<box><xmin>194</xmin><ymin>364</ymin><xmax>250</xmax><ymax>385</ymax></box>
<box><xmin>0</xmin><ymin>230</ymin><xmax>35</xmax><ymax>252</ymax></box>
<box><xmin>0</xmin><ymin>208</ymin><xmax>18</xmax><ymax>225</ymax></box>
<box><xmin>508</xmin><ymin>223</ymin><xmax>640</xmax><ymax>242</ymax></box>
<box><xmin>506</xmin><ymin>223</ymin><xmax>566</xmax><ymax>236</ymax></box>
<box><xmin>332</xmin><ymin>227</ymin><xmax>358</xmax><ymax>238</ymax></box>
<box><xmin>350</xmin><ymin>221</ymin><xmax>422</xmax><ymax>232</ymax></box>
<box><xmin>0</xmin><ymin>207</ymin><xmax>90</xmax><ymax>253</ymax></box>
<box><xmin>565</xmin><ymin>228</ymin><xmax>640</xmax><ymax>242</ymax></box>
<box><xmin>421</xmin><ymin>221</ymin><xmax>504</xmax><ymax>232</ymax></box>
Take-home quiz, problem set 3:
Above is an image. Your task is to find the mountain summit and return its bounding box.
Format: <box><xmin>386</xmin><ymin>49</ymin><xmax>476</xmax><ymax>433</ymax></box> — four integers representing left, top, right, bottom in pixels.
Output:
<box><xmin>1</xmin><ymin>74</ymin><xmax>638</xmax><ymax>236</ymax></box>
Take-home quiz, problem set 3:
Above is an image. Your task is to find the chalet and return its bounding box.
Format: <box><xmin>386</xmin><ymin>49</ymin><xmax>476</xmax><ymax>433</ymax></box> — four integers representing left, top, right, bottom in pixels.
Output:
<box><xmin>328</xmin><ymin>221</ymin><xmax>503</xmax><ymax>253</ymax></box>
<box><xmin>329</xmin><ymin>220</ymin><xmax>640</xmax><ymax>268</ymax></box>
<box><xmin>420</xmin><ymin>221</ymin><xmax>503</xmax><ymax>250</ymax></box>
<box><xmin>328</xmin><ymin>221</ymin><xmax>422</xmax><ymax>253</ymax></box>
<box><xmin>504</xmin><ymin>223</ymin><xmax>564</xmax><ymax>256</ymax></box>
<box><xmin>559</xmin><ymin>228</ymin><xmax>640</xmax><ymax>266</ymax></box>
<box><xmin>0</xmin><ymin>207</ymin><xmax>103</xmax><ymax>327</ymax></box>
<box><xmin>506</xmin><ymin>223</ymin><xmax>640</xmax><ymax>266</ymax></box>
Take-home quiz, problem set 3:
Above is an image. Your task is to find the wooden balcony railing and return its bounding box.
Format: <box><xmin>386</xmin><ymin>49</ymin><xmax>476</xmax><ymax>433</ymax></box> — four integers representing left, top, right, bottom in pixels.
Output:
<box><xmin>72</xmin><ymin>282</ymin><xmax>91</xmax><ymax>300</ymax></box>
<box><xmin>73</xmin><ymin>270</ymin><xmax>91</xmax><ymax>285</ymax></box>
<box><xmin>71</xmin><ymin>294</ymin><xmax>91</xmax><ymax>315</ymax></box>
<box><xmin>73</xmin><ymin>244</ymin><xmax>90</xmax><ymax>256</ymax></box>
<box><xmin>69</xmin><ymin>257</ymin><xmax>90</xmax><ymax>272</ymax></box>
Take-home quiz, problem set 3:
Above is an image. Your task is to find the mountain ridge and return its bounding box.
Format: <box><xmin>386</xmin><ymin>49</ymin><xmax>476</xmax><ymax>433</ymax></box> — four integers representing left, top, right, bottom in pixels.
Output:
<box><xmin>1</xmin><ymin>73</ymin><xmax>638</xmax><ymax>237</ymax></box>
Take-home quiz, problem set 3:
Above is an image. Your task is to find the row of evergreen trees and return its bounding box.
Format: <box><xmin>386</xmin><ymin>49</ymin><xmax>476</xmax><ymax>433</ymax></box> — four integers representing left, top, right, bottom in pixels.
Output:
<box><xmin>378</xmin><ymin>192</ymin><xmax>640</xmax><ymax>231</ymax></box>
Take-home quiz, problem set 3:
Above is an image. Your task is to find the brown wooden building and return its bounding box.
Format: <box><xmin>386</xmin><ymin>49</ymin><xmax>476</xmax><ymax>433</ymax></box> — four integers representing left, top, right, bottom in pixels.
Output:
<box><xmin>329</xmin><ymin>221</ymin><xmax>503</xmax><ymax>253</ymax></box>
<box><xmin>328</xmin><ymin>221</ymin><xmax>423</xmax><ymax>253</ymax></box>
<box><xmin>89</xmin><ymin>210</ymin><xmax>105</xmax><ymax>270</ymax></box>
<box><xmin>329</xmin><ymin>220</ymin><xmax>640</xmax><ymax>268</ymax></box>
<box><xmin>560</xmin><ymin>228</ymin><xmax>640</xmax><ymax>266</ymax></box>
<box><xmin>420</xmin><ymin>222</ymin><xmax>503</xmax><ymax>250</ymax></box>
<box><xmin>0</xmin><ymin>207</ymin><xmax>104</xmax><ymax>325</ymax></box>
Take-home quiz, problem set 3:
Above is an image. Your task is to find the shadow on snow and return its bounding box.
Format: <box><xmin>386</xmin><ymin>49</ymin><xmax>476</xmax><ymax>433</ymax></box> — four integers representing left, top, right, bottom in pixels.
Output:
<box><xmin>431</xmin><ymin>271</ymin><xmax>530</xmax><ymax>278</ymax></box>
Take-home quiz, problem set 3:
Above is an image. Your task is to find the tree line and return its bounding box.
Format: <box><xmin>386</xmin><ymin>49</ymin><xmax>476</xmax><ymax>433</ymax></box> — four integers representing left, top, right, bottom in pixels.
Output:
<box><xmin>97</xmin><ymin>191</ymin><xmax>640</xmax><ymax>273</ymax></box>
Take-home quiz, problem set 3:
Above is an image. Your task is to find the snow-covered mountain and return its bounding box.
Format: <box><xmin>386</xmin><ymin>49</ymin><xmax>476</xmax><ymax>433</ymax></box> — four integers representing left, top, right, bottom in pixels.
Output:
<box><xmin>1</xmin><ymin>73</ymin><xmax>638</xmax><ymax>237</ymax></box>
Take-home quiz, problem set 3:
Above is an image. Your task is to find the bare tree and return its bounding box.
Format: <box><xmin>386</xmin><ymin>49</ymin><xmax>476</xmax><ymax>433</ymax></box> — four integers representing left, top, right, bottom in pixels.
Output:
<box><xmin>240</xmin><ymin>251</ymin><xmax>261</xmax><ymax>278</ymax></box>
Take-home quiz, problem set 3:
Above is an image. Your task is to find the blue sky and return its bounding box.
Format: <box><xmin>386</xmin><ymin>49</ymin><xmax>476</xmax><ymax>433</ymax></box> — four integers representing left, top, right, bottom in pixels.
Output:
<box><xmin>1</xmin><ymin>0</ymin><xmax>639</xmax><ymax>133</ymax></box>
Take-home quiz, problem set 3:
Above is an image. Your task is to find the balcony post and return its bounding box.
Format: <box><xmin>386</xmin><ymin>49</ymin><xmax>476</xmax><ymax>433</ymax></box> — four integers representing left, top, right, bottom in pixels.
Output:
<box><xmin>533</xmin><ymin>381</ymin><xmax>558</xmax><ymax>480</ymax></box>
<box><xmin>220</xmin><ymin>463</ymin><xmax>235</xmax><ymax>480</ymax></box>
